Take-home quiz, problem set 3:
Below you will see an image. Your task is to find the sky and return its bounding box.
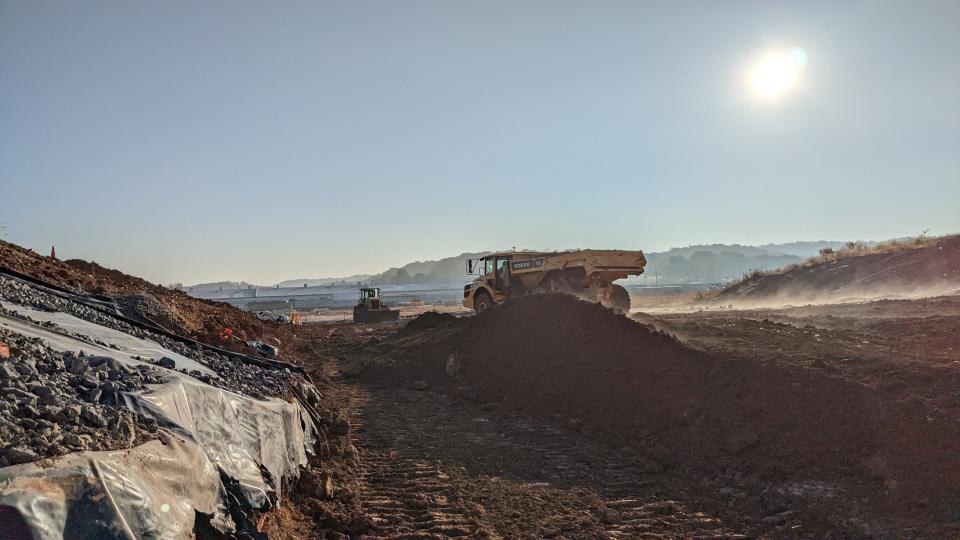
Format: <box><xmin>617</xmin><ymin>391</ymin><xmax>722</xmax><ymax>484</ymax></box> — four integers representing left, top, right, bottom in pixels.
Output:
<box><xmin>1</xmin><ymin>1</ymin><xmax>958</xmax><ymax>285</ymax></box>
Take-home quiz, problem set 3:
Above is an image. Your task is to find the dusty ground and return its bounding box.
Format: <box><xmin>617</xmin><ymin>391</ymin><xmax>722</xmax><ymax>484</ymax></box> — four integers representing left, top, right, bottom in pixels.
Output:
<box><xmin>713</xmin><ymin>234</ymin><xmax>960</xmax><ymax>305</ymax></box>
<box><xmin>348</xmin><ymin>385</ymin><xmax>747</xmax><ymax>538</ymax></box>
<box><xmin>634</xmin><ymin>295</ymin><xmax>960</xmax><ymax>414</ymax></box>
<box><xmin>272</xmin><ymin>293</ymin><xmax>959</xmax><ymax>539</ymax></box>
<box><xmin>266</xmin><ymin>350</ymin><xmax>752</xmax><ymax>538</ymax></box>
<box><xmin>301</xmin><ymin>303</ymin><xmax>470</xmax><ymax>323</ymax></box>
<box><xmin>634</xmin><ymin>296</ymin><xmax>960</xmax><ymax>534</ymax></box>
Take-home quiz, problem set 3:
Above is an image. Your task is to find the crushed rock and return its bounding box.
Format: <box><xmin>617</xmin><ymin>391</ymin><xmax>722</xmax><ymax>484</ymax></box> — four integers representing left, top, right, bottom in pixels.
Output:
<box><xmin>0</xmin><ymin>326</ymin><xmax>158</xmax><ymax>466</ymax></box>
<box><xmin>0</xmin><ymin>275</ymin><xmax>294</xmax><ymax>400</ymax></box>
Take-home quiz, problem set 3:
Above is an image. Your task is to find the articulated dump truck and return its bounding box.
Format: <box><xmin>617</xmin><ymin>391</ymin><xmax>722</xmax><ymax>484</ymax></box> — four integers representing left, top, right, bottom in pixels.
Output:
<box><xmin>463</xmin><ymin>250</ymin><xmax>646</xmax><ymax>314</ymax></box>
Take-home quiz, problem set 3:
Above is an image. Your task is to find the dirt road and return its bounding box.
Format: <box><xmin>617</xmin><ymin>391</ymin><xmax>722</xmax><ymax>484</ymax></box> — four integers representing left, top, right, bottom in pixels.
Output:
<box><xmin>350</xmin><ymin>384</ymin><xmax>746</xmax><ymax>539</ymax></box>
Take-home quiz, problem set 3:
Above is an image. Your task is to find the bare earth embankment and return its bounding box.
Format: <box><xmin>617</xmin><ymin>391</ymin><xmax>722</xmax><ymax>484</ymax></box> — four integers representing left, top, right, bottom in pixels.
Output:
<box><xmin>713</xmin><ymin>235</ymin><xmax>960</xmax><ymax>306</ymax></box>
<box><xmin>0</xmin><ymin>241</ymin><xmax>370</xmax><ymax>537</ymax></box>
<box><xmin>351</xmin><ymin>292</ymin><xmax>959</xmax><ymax>537</ymax></box>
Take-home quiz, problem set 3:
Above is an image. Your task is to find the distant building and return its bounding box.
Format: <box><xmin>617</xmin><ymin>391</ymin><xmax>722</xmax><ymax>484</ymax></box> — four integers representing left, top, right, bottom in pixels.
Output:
<box><xmin>185</xmin><ymin>281</ymin><xmax>469</xmax><ymax>311</ymax></box>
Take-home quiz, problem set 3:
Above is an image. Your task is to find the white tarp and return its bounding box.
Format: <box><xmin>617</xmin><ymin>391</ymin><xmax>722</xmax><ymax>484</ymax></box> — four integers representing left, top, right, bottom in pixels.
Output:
<box><xmin>0</xmin><ymin>304</ymin><xmax>315</xmax><ymax>538</ymax></box>
<box><xmin>1</xmin><ymin>435</ymin><xmax>227</xmax><ymax>539</ymax></box>
<box><xmin>1</xmin><ymin>303</ymin><xmax>216</xmax><ymax>377</ymax></box>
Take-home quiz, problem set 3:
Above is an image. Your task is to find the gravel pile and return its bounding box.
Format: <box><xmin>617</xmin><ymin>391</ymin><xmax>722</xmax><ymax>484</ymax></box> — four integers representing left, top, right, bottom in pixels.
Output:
<box><xmin>116</xmin><ymin>292</ymin><xmax>183</xmax><ymax>328</ymax></box>
<box><xmin>0</xmin><ymin>276</ymin><xmax>293</xmax><ymax>400</ymax></box>
<box><xmin>0</xmin><ymin>273</ymin><xmax>306</xmax><ymax>466</ymax></box>
<box><xmin>0</xmin><ymin>327</ymin><xmax>160</xmax><ymax>467</ymax></box>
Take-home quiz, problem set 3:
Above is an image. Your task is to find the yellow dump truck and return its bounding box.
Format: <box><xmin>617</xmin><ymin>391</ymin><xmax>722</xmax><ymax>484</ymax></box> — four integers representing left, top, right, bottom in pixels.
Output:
<box><xmin>463</xmin><ymin>250</ymin><xmax>646</xmax><ymax>314</ymax></box>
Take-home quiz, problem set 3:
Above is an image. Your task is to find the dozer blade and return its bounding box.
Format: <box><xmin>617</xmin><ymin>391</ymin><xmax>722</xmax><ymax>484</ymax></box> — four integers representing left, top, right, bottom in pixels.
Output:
<box><xmin>353</xmin><ymin>307</ymin><xmax>400</xmax><ymax>324</ymax></box>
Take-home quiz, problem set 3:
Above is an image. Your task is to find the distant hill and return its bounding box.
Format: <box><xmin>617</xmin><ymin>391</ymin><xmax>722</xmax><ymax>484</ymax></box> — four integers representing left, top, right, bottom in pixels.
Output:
<box><xmin>183</xmin><ymin>241</ymin><xmax>878</xmax><ymax>289</ymax></box>
<box><xmin>368</xmin><ymin>244</ymin><xmax>850</xmax><ymax>286</ymax></box>
<box><xmin>643</xmin><ymin>250</ymin><xmax>801</xmax><ymax>284</ymax></box>
<box><xmin>638</xmin><ymin>241</ymin><xmax>858</xmax><ymax>284</ymax></box>
<box><xmin>181</xmin><ymin>281</ymin><xmax>260</xmax><ymax>293</ymax></box>
<box><xmin>181</xmin><ymin>253</ymin><xmax>490</xmax><ymax>290</ymax></box>
<box><xmin>368</xmin><ymin>252</ymin><xmax>492</xmax><ymax>284</ymax></box>
<box><xmin>274</xmin><ymin>275</ymin><xmax>373</xmax><ymax>287</ymax></box>
<box><xmin>757</xmin><ymin>241</ymin><xmax>854</xmax><ymax>258</ymax></box>
<box><xmin>713</xmin><ymin>235</ymin><xmax>960</xmax><ymax>304</ymax></box>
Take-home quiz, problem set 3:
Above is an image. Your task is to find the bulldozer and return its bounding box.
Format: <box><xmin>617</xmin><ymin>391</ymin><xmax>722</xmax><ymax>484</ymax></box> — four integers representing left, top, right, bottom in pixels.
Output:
<box><xmin>353</xmin><ymin>287</ymin><xmax>400</xmax><ymax>323</ymax></box>
<box><xmin>462</xmin><ymin>250</ymin><xmax>646</xmax><ymax>314</ymax></box>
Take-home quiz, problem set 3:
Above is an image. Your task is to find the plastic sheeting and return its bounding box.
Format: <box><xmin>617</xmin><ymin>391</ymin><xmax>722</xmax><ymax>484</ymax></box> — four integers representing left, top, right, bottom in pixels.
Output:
<box><xmin>0</xmin><ymin>304</ymin><xmax>316</xmax><ymax>538</ymax></box>
<box><xmin>0</xmin><ymin>435</ymin><xmax>227</xmax><ymax>539</ymax></box>
<box><xmin>2</xmin><ymin>303</ymin><xmax>216</xmax><ymax>377</ymax></box>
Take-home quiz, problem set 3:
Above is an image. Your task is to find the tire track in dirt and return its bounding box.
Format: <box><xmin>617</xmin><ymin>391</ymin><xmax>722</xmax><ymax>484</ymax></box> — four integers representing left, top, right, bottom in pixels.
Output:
<box><xmin>351</xmin><ymin>385</ymin><xmax>743</xmax><ymax>538</ymax></box>
<box><xmin>355</xmin><ymin>426</ymin><xmax>487</xmax><ymax>538</ymax></box>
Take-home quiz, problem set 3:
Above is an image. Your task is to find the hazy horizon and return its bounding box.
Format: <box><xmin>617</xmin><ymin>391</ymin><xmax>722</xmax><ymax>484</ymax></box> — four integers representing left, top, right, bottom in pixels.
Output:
<box><xmin>15</xmin><ymin>234</ymin><xmax>942</xmax><ymax>287</ymax></box>
<box><xmin>2</xmin><ymin>1</ymin><xmax>958</xmax><ymax>284</ymax></box>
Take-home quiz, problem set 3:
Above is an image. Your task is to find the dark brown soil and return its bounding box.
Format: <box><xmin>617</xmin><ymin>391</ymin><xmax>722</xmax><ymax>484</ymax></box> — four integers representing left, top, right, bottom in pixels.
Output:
<box><xmin>0</xmin><ymin>240</ymin><xmax>319</xmax><ymax>364</ymax></box>
<box><xmin>356</xmin><ymin>294</ymin><xmax>960</xmax><ymax>537</ymax></box>
<box><xmin>395</xmin><ymin>310</ymin><xmax>458</xmax><ymax>337</ymax></box>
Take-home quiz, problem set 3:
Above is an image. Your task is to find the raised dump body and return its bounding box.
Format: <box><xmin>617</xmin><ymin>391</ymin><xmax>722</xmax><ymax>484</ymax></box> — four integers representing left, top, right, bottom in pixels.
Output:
<box><xmin>463</xmin><ymin>249</ymin><xmax>646</xmax><ymax>313</ymax></box>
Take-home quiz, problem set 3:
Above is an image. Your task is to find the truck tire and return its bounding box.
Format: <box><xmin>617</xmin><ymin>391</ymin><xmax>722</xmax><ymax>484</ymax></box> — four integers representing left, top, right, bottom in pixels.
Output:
<box><xmin>608</xmin><ymin>284</ymin><xmax>630</xmax><ymax>313</ymax></box>
<box><xmin>474</xmin><ymin>292</ymin><xmax>494</xmax><ymax>314</ymax></box>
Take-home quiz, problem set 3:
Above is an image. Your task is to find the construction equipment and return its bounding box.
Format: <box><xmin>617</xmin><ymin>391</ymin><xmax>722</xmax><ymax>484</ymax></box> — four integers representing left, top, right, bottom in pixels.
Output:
<box><xmin>254</xmin><ymin>310</ymin><xmax>291</xmax><ymax>323</ymax></box>
<box><xmin>463</xmin><ymin>250</ymin><xmax>646</xmax><ymax>314</ymax></box>
<box><xmin>353</xmin><ymin>287</ymin><xmax>400</xmax><ymax>323</ymax></box>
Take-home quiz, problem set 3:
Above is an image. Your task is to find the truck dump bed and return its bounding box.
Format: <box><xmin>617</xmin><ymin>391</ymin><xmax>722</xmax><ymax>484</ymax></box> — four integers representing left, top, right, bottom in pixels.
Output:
<box><xmin>513</xmin><ymin>249</ymin><xmax>646</xmax><ymax>278</ymax></box>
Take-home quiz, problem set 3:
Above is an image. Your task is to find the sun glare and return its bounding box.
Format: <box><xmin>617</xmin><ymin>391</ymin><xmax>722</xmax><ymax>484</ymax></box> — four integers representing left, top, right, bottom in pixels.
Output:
<box><xmin>748</xmin><ymin>47</ymin><xmax>807</xmax><ymax>101</ymax></box>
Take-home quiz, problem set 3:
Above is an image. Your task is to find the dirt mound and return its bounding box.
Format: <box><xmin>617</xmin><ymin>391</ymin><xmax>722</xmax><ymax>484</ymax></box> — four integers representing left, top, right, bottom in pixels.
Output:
<box><xmin>716</xmin><ymin>234</ymin><xmax>960</xmax><ymax>304</ymax></box>
<box><xmin>357</xmin><ymin>294</ymin><xmax>960</xmax><ymax>532</ymax></box>
<box><xmin>452</xmin><ymin>296</ymin><xmax>877</xmax><ymax>470</ymax></box>
<box><xmin>398</xmin><ymin>311</ymin><xmax>458</xmax><ymax>337</ymax></box>
<box><xmin>0</xmin><ymin>240</ymin><xmax>355</xmax><ymax>370</ymax></box>
<box><xmin>64</xmin><ymin>258</ymin><xmax>166</xmax><ymax>296</ymax></box>
<box><xmin>1</xmin><ymin>241</ymin><xmax>269</xmax><ymax>345</ymax></box>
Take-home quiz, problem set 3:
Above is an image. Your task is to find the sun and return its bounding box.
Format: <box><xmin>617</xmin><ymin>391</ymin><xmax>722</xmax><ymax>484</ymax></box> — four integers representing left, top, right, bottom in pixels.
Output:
<box><xmin>748</xmin><ymin>47</ymin><xmax>808</xmax><ymax>101</ymax></box>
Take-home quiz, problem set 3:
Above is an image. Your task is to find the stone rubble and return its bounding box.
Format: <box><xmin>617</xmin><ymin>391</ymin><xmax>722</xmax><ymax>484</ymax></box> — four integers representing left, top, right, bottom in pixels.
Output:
<box><xmin>0</xmin><ymin>327</ymin><xmax>158</xmax><ymax>467</ymax></box>
<box><xmin>0</xmin><ymin>275</ymin><xmax>293</xmax><ymax>400</ymax></box>
<box><xmin>0</xmin><ymin>274</ymin><xmax>301</xmax><ymax>467</ymax></box>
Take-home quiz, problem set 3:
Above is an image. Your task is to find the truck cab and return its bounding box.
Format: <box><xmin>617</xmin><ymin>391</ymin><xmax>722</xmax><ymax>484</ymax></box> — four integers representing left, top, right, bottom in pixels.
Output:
<box><xmin>359</xmin><ymin>287</ymin><xmax>383</xmax><ymax>309</ymax></box>
<box><xmin>463</xmin><ymin>253</ymin><xmax>514</xmax><ymax>313</ymax></box>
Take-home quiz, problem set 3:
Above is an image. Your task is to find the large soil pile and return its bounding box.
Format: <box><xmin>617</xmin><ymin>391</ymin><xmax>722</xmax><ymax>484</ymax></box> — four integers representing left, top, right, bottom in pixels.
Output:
<box><xmin>0</xmin><ymin>240</ymin><xmax>267</xmax><ymax>346</ymax></box>
<box><xmin>0</xmin><ymin>239</ymin><xmax>361</xmax><ymax>373</ymax></box>
<box><xmin>716</xmin><ymin>234</ymin><xmax>960</xmax><ymax>304</ymax></box>
<box><xmin>442</xmin><ymin>296</ymin><xmax>880</xmax><ymax>474</ymax></box>
<box><xmin>360</xmin><ymin>295</ymin><xmax>959</xmax><ymax>529</ymax></box>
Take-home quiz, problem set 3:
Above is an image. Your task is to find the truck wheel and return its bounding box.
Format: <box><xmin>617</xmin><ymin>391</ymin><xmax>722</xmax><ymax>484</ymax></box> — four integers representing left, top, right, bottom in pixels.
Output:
<box><xmin>474</xmin><ymin>292</ymin><xmax>494</xmax><ymax>314</ymax></box>
<box><xmin>608</xmin><ymin>284</ymin><xmax>630</xmax><ymax>313</ymax></box>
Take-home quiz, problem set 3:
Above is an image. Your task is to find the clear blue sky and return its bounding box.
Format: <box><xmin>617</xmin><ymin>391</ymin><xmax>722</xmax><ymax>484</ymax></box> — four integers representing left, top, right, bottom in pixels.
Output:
<box><xmin>2</xmin><ymin>1</ymin><xmax>958</xmax><ymax>284</ymax></box>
